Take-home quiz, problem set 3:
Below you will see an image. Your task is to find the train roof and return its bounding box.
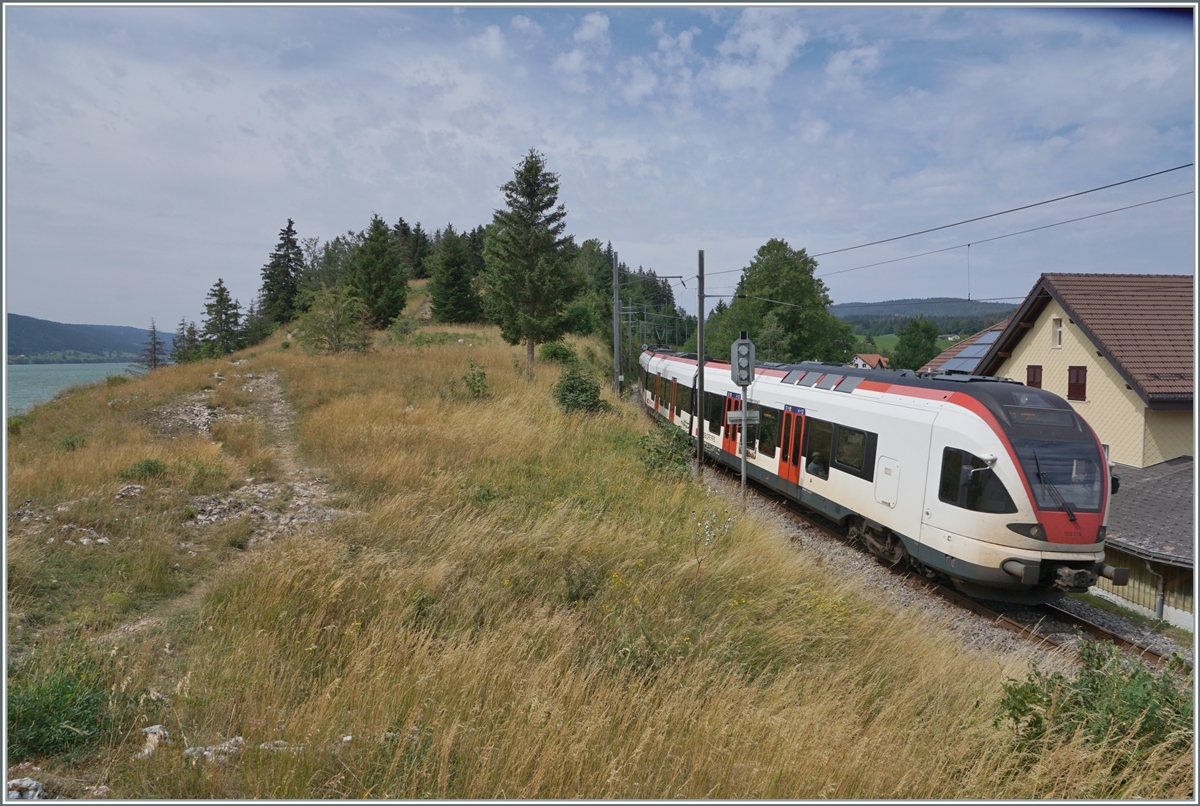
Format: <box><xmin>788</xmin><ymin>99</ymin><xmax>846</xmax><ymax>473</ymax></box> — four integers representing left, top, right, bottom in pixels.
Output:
<box><xmin>641</xmin><ymin>348</ymin><xmax>1092</xmax><ymax>442</ymax></box>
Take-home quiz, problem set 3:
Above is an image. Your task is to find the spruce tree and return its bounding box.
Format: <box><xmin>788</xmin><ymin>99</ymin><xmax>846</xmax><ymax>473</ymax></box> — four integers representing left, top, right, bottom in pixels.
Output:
<box><xmin>429</xmin><ymin>225</ymin><xmax>482</xmax><ymax>323</ymax></box>
<box><xmin>408</xmin><ymin>222</ymin><xmax>432</xmax><ymax>279</ymax></box>
<box><xmin>170</xmin><ymin>318</ymin><xmax>203</xmax><ymax>363</ymax></box>
<box><xmin>347</xmin><ymin>214</ymin><xmax>408</xmax><ymax>328</ymax></box>
<box><xmin>201</xmin><ymin>278</ymin><xmax>242</xmax><ymax>356</ymax></box>
<box><xmin>481</xmin><ymin>149</ymin><xmax>579</xmax><ymax>378</ymax></box>
<box><xmin>135</xmin><ymin>319</ymin><xmax>169</xmax><ymax>371</ymax></box>
<box><xmin>260</xmin><ymin>218</ymin><xmax>304</xmax><ymax>326</ymax></box>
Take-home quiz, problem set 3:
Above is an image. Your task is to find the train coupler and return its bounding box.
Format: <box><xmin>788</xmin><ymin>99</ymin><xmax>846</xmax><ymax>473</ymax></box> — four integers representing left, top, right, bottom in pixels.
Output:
<box><xmin>1054</xmin><ymin>566</ymin><xmax>1098</xmax><ymax>593</ymax></box>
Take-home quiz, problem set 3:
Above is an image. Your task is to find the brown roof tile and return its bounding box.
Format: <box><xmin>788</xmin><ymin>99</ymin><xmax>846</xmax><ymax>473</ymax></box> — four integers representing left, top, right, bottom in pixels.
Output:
<box><xmin>1043</xmin><ymin>274</ymin><xmax>1193</xmax><ymax>401</ymax></box>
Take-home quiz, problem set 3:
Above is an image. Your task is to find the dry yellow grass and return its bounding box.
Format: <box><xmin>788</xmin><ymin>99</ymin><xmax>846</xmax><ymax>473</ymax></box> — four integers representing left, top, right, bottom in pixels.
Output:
<box><xmin>6</xmin><ymin>326</ymin><xmax>1192</xmax><ymax>798</ymax></box>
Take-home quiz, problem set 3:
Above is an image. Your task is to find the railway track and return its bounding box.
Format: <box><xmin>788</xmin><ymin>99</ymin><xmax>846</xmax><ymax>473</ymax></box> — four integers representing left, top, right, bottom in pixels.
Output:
<box><xmin>702</xmin><ymin>455</ymin><xmax>1188</xmax><ymax>670</ymax></box>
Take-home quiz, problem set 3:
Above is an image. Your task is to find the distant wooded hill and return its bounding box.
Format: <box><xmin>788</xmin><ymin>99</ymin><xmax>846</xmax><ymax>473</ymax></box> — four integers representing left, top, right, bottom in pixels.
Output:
<box><xmin>832</xmin><ymin>297</ymin><xmax>1016</xmax><ymax>337</ymax></box>
<box><xmin>6</xmin><ymin>314</ymin><xmax>173</xmax><ymax>363</ymax></box>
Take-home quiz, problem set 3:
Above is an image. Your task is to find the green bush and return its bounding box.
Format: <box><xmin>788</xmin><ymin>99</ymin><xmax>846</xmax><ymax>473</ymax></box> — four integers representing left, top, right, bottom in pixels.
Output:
<box><xmin>640</xmin><ymin>423</ymin><xmax>694</xmax><ymax>478</ymax></box>
<box><xmin>538</xmin><ymin>341</ymin><xmax>577</xmax><ymax>363</ymax></box>
<box><xmin>996</xmin><ymin>639</ymin><xmax>1192</xmax><ymax>763</ymax></box>
<box><xmin>552</xmin><ymin>363</ymin><xmax>611</xmax><ymax>414</ymax></box>
<box><xmin>295</xmin><ymin>285</ymin><xmax>372</xmax><ymax>354</ymax></box>
<box><xmin>105</xmin><ymin>374</ymin><xmax>129</xmax><ymax>386</ymax></box>
<box><xmin>119</xmin><ymin>459</ymin><xmax>168</xmax><ymax>481</ymax></box>
<box><xmin>462</xmin><ymin>360</ymin><xmax>489</xmax><ymax>399</ymax></box>
<box><xmin>58</xmin><ymin>435</ymin><xmax>87</xmax><ymax>452</ymax></box>
<box><xmin>8</xmin><ymin>415</ymin><xmax>31</xmax><ymax>435</ymax></box>
<box><xmin>7</xmin><ymin>641</ymin><xmax>124</xmax><ymax>760</ymax></box>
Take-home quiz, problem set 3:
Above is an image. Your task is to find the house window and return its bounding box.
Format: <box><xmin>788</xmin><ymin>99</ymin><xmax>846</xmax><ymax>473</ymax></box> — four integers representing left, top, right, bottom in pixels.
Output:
<box><xmin>1052</xmin><ymin>318</ymin><xmax>1063</xmax><ymax>348</ymax></box>
<box><xmin>1068</xmin><ymin>366</ymin><xmax>1087</xmax><ymax>401</ymax></box>
<box><xmin>1026</xmin><ymin>365</ymin><xmax>1042</xmax><ymax>389</ymax></box>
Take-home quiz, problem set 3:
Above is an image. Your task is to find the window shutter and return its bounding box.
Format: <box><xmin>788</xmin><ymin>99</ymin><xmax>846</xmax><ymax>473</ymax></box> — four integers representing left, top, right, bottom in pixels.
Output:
<box><xmin>1067</xmin><ymin>366</ymin><xmax>1087</xmax><ymax>401</ymax></box>
<box><xmin>1026</xmin><ymin>365</ymin><xmax>1042</xmax><ymax>388</ymax></box>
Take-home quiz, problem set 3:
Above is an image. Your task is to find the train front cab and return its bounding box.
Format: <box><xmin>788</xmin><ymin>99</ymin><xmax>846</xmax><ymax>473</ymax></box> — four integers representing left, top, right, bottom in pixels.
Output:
<box><xmin>918</xmin><ymin>383</ymin><xmax>1125</xmax><ymax>603</ymax></box>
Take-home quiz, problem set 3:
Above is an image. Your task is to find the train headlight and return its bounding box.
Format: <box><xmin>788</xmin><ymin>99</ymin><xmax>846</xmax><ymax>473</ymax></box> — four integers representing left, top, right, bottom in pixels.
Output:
<box><xmin>1096</xmin><ymin>526</ymin><xmax>1107</xmax><ymax>541</ymax></box>
<box><xmin>1006</xmin><ymin>523</ymin><xmax>1045</xmax><ymax>540</ymax></box>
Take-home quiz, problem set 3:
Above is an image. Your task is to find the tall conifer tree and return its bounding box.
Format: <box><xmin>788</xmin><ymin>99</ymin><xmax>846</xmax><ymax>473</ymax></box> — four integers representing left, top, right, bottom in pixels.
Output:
<box><xmin>202</xmin><ymin>278</ymin><xmax>242</xmax><ymax>356</ymax></box>
<box><xmin>348</xmin><ymin>214</ymin><xmax>408</xmax><ymax>328</ymax></box>
<box><xmin>260</xmin><ymin>218</ymin><xmax>304</xmax><ymax>326</ymax></box>
<box><xmin>481</xmin><ymin>149</ymin><xmax>578</xmax><ymax>378</ymax></box>
<box><xmin>135</xmin><ymin>319</ymin><xmax>169</xmax><ymax>371</ymax></box>
<box><xmin>429</xmin><ymin>225</ymin><xmax>482</xmax><ymax>323</ymax></box>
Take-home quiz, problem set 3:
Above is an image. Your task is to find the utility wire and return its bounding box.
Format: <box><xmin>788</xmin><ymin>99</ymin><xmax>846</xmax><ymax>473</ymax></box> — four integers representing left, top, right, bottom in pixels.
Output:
<box><xmin>810</xmin><ymin>163</ymin><xmax>1193</xmax><ymax>258</ymax></box>
<box><xmin>700</xmin><ymin>166</ymin><xmax>1195</xmax><ymax>280</ymax></box>
<box><xmin>815</xmin><ymin>191</ymin><xmax>1194</xmax><ymax>279</ymax></box>
<box><xmin>697</xmin><ymin>183</ymin><xmax>1194</xmax><ymax>280</ymax></box>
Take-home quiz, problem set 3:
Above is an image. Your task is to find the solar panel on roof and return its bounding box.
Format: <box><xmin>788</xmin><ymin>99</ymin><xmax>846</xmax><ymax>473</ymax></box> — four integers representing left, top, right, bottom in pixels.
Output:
<box><xmin>940</xmin><ymin>357</ymin><xmax>981</xmax><ymax>372</ymax></box>
<box><xmin>815</xmin><ymin>374</ymin><xmax>842</xmax><ymax>389</ymax></box>
<box><xmin>798</xmin><ymin>373</ymin><xmax>821</xmax><ymax>387</ymax></box>
<box><xmin>834</xmin><ymin>376</ymin><xmax>862</xmax><ymax>393</ymax></box>
<box><xmin>975</xmin><ymin>331</ymin><xmax>1001</xmax><ymax>345</ymax></box>
<box><xmin>956</xmin><ymin>344</ymin><xmax>991</xmax><ymax>359</ymax></box>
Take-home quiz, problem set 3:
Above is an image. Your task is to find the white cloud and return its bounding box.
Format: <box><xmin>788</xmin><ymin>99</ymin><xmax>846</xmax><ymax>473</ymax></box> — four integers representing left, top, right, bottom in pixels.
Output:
<box><xmin>825</xmin><ymin>45</ymin><xmax>881</xmax><ymax>92</ymax></box>
<box><xmin>708</xmin><ymin>7</ymin><xmax>807</xmax><ymax>96</ymax></box>
<box><xmin>510</xmin><ymin>15</ymin><xmax>541</xmax><ymax>37</ymax></box>
<box><xmin>469</xmin><ymin>25</ymin><xmax>505</xmax><ymax>60</ymax></box>
<box><xmin>552</xmin><ymin>12</ymin><xmax>612</xmax><ymax>92</ymax></box>
<box><xmin>574</xmin><ymin>12</ymin><xmax>610</xmax><ymax>46</ymax></box>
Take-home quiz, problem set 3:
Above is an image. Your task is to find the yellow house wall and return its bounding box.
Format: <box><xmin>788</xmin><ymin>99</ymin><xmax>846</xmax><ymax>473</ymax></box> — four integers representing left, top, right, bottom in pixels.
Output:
<box><xmin>1143</xmin><ymin>409</ymin><xmax>1195</xmax><ymax>466</ymax></box>
<box><xmin>996</xmin><ymin>299</ymin><xmax>1149</xmax><ymax>467</ymax></box>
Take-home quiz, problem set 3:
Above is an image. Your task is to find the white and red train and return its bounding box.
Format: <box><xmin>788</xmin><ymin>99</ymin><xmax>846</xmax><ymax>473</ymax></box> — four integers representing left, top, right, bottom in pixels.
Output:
<box><xmin>639</xmin><ymin>347</ymin><xmax>1129</xmax><ymax>604</ymax></box>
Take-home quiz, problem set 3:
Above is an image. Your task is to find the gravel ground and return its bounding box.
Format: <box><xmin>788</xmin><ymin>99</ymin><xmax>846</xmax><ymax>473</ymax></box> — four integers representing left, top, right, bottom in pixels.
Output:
<box><xmin>702</xmin><ymin>469</ymin><xmax>1193</xmax><ymax>675</ymax></box>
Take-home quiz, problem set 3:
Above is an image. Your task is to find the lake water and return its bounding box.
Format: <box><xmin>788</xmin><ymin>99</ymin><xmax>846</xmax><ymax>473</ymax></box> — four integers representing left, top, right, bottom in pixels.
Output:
<box><xmin>5</xmin><ymin>363</ymin><xmax>135</xmax><ymax>417</ymax></box>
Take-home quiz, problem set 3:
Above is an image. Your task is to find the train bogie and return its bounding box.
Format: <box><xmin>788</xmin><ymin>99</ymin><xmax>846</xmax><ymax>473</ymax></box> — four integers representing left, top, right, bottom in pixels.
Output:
<box><xmin>639</xmin><ymin>349</ymin><xmax>1128</xmax><ymax>604</ymax></box>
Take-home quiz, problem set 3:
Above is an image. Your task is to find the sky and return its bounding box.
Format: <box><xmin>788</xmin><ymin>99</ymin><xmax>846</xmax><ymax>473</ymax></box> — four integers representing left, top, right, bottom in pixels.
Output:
<box><xmin>3</xmin><ymin>4</ymin><xmax>1196</xmax><ymax>329</ymax></box>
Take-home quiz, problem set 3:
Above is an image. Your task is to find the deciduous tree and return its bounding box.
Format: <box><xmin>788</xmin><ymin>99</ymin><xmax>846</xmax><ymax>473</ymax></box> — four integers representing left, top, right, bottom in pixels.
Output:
<box><xmin>892</xmin><ymin>316</ymin><xmax>941</xmax><ymax>370</ymax></box>
<box><xmin>704</xmin><ymin>239</ymin><xmax>854</xmax><ymax>363</ymax></box>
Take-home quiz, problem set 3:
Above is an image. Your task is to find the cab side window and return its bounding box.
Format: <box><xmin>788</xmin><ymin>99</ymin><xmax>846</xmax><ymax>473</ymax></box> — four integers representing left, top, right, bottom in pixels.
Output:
<box><xmin>939</xmin><ymin>448</ymin><xmax>1018</xmax><ymax>514</ymax></box>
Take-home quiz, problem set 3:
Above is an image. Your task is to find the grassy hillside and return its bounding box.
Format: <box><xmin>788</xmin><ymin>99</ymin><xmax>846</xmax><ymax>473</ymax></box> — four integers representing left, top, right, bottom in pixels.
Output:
<box><xmin>5</xmin><ymin>317</ymin><xmax>1191</xmax><ymax>798</ymax></box>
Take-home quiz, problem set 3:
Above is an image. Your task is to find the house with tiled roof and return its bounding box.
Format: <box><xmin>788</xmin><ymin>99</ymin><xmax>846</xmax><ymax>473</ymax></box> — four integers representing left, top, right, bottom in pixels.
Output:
<box><xmin>976</xmin><ymin>273</ymin><xmax>1192</xmax><ymax>469</ymax></box>
<box><xmin>974</xmin><ymin>273</ymin><xmax>1194</xmax><ymax>629</ymax></box>
<box><xmin>850</xmin><ymin>353</ymin><xmax>889</xmax><ymax>370</ymax></box>
<box><xmin>919</xmin><ymin>319</ymin><xmax>1008</xmax><ymax>375</ymax></box>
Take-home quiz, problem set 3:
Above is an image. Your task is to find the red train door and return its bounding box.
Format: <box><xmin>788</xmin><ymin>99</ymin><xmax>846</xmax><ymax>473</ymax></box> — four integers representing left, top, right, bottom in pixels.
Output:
<box><xmin>721</xmin><ymin>393</ymin><xmax>742</xmax><ymax>455</ymax></box>
<box><xmin>778</xmin><ymin>406</ymin><xmax>805</xmax><ymax>485</ymax></box>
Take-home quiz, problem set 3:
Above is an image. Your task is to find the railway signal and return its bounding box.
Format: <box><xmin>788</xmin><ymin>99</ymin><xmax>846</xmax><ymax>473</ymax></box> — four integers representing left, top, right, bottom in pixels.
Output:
<box><xmin>731</xmin><ymin>331</ymin><xmax>755</xmax><ymax>502</ymax></box>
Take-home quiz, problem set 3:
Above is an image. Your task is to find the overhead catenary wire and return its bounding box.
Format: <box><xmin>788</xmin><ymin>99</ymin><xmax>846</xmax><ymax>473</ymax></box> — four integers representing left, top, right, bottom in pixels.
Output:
<box><xmin>696</xmin><ymin>173</ymin><xmax>1194</xmax><ymax>281</ymax></box>
<box><xmin>813</xmin><ymin>191</ymin><xmax>1193</xmax><ymax>280</ymax></box>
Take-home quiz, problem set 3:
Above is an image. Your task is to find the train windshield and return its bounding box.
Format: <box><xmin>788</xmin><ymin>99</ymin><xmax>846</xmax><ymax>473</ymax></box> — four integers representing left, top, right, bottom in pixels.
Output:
<box><xmin>1011</xmin><ymin>438</ymin><xmax>1105</xmax><ymax>514</ymax></box>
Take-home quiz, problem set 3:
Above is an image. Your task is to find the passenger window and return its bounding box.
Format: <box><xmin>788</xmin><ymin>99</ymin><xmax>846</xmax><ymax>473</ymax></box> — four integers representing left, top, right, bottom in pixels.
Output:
<box><xmin>758</xmin><ymin>407</ymin><xmax>780</xmax><ymax>458</ymax></box>
<box><xmin>805</xmin><ymin>419</ymin><xmax>833</xmax><ymax>480</ymax></box>
<box><xmin>705</xmin><ymin>391</ymin><xmax>724</xmax><ymax>435</ymax></box>
<box><xmin>835</xmin><ymin>427</ymin><xmax>866</xmax><ymax>470</ymax></box>
<box><xmin>939</xmin><ymin>448</ymin><xmax>1018</xmax><ymax>514</ymax></box>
